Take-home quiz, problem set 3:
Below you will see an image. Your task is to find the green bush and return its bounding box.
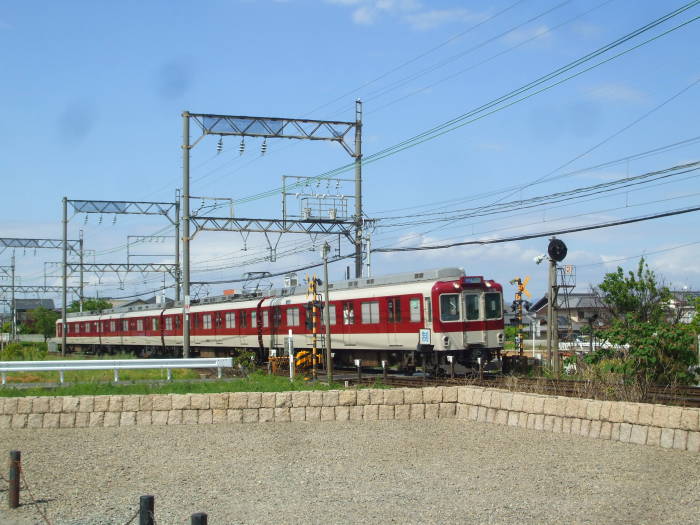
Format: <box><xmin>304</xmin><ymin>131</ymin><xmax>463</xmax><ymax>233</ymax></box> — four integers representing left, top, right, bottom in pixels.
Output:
<box><xmin>0</xmin><ymin>342</ymin><xmax>48</xmax><ymax>361</ymax></box>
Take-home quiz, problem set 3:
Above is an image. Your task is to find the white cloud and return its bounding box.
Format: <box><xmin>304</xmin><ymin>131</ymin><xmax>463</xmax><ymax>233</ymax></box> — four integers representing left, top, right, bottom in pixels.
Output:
<box><xmin>586</xmin><ymin>83</ymin><xmax>647</xmax><ymax>104</ymax></box>
<box><xmin>403</xmin><ymin>8</ymin><xmax>481</xmax><ymax>31</ymax></box>
<box><xmin>503</xmin><ymin>24</ymin><xmax>552</xmax><ymax>45</ymax></box>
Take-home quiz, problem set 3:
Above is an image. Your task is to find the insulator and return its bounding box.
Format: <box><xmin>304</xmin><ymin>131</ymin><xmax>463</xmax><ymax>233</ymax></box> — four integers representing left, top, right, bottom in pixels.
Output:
<box><xmin>98</xmin><ymin>215</ymin><xmax>103</xmax><ymax>224</ymax></box>
<box><xmin>261</xmin><ymin>138</ymin><xmax>267</xmax><ymax>156</ymax></box>
<box><xmin>112</xmin><ymin>215</ymin><xmax>117</xmax><ymax>225</ymax></box>
<box><xmin>84</xmin><ymin>215</ymin><xmax>88</xmax><ymax>225</ymax></box>
<box><xmin>239</xmin><ymin>138</ymin><xmax>245</xmax><ymax>155</ymax></box>
<box><xmin>216</xmin><ymin>136</ymin><xmax>223</xmax><ymax>153</ymax></box>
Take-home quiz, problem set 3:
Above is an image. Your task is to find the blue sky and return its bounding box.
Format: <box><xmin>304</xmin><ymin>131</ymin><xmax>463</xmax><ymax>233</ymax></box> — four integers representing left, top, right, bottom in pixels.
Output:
<box><xmin>1</xmin><ymin>0</ymin><xmax>699</xmax><ymax>307</ymax></box>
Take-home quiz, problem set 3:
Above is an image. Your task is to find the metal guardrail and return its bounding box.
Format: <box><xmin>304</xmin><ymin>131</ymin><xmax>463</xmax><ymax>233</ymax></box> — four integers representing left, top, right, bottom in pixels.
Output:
<box><xmin>0</xmin><ymin>357</ymin><xmax>233</xmax><ymax>385</ymax></box>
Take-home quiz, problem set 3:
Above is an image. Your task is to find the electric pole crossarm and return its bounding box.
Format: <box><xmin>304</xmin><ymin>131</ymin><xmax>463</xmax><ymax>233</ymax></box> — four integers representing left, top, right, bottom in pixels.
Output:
<box><xmin>0</xmin><ymin>285</ymin><xmax>81</xmax><ymax>294</ymax></box>
<box><xmin>69</xmin><ymin>200</ymin><xmax>178</xmax><ymax>224</ymax></box>
<box><xmin>66</xmin><ymin>263</ymin><xmax>177</xmax><ymax>273</ymax></box>
<box><xmin>190</xmin><ymin>217</ymin><xmax>357</xmax><ymax>236</ymax></box>
<box><xmin>0</xmin><ymin>238</ymin><xmax>80</xmax><ymax>252</ymax></box>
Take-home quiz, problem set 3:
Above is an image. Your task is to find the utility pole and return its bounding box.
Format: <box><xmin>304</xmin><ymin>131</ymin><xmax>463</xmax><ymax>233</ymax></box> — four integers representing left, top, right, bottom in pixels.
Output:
<box><xmin>354</xmin><ymin>100</ymin><xmax>363</xmax><ymax>278</ymax></box>
<box><xmin>182</xmin><ymin>112</ymin><xmax>191</xmax><ymax>358</ymax></box>
<box><xmin>545</xmin><ymin>237</ymin><xmax>567</xmax><ymax>375</ymax></box>
<box><xmin>175</xmin><ymin>188</ymin><xmax>181</xmax><ymax>302</ymax></box>
<box><xmin>10</xmin><ymin>255</ymin><xmax>16</xmax><ymax>342</ymax></box>
<box><xmin>322</xmin><ymin>242</ymin><xmax>333</xmax><ymax>383</ymax></box>
<box><xmin>79</xmin><ymin>230</ymin><xmax>84</xmax><ymax>312</ymax></box>
<box><xmin>62</xmin><ymin>196</ymin><xmax>68</xmax><ymax>356</ymax></box>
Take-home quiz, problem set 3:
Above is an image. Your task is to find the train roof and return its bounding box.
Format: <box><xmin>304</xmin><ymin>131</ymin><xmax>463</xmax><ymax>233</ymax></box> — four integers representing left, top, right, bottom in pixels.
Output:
<box><xmin>65</xmin><ymin>267</ymin><xmax>467</xmax><ymax>319</ymax></box>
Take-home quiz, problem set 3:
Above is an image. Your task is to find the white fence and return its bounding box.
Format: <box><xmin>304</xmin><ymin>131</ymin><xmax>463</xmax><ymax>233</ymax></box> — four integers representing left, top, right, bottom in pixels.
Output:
<box><xmin>0</xmin><ymin>358</ymin><xmax>233</xmax><ymax>385</ymax></box>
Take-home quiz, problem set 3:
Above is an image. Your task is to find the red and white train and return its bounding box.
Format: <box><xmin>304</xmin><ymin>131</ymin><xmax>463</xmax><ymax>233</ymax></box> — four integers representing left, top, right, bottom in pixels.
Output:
<box><xmin>55</xmin><ymin>267</ymin><xmax>504</xmax><ymax>372</ymax></box>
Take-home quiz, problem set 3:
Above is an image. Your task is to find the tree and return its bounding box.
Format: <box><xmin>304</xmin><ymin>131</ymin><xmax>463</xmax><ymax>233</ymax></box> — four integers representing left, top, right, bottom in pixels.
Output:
<box><xmin>30</xmin><ymin>307</ymin><xmax>61</xmax><ymax>342</ymax></box>
<box><xmin>67</xmin><ymin>298</ymin><xmax>112</xmax><ymax>313</ymax></box>
<box><xmin>586</xmin><ymin>259</ymin><xmax>697</xmax><ymax>387</ymax></box>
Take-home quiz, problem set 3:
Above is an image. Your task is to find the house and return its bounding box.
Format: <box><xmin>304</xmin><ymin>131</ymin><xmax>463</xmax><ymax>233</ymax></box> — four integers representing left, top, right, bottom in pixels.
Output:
<box><xmin>669</xmin><ymin>290</ymin><xmax>700</xmax><ymax>324</ymax></box>
<box><xmin>109</xmin><ymin>296</ymin><xmax>175</xmax><ymax>310</ymax></box>
<box><xmin>12</xmin><ymin>298</ymin><xmax>57</xmax><ymax>326</ymax></box>
<box><xmin>529</xmin><ymin>292</ymin><xmax>606</xmax><ymax>339</ymax></box>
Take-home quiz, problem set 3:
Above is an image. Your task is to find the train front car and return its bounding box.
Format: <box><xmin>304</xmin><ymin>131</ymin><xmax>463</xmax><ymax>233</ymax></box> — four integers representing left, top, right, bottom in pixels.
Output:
<box><xmin>430</xmin><ymin>274</ymin><xmax>504</xmax><ymax>370</ymax></box>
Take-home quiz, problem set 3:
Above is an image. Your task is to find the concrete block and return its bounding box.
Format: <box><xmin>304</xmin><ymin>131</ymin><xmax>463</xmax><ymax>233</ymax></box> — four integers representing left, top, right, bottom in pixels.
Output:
<box><xmin>151</xmin><ymin>395</ymin><xmax>171</xmax><ymax>411</ymax></box>
<box><xmin>309</xmin><ymin>391</ymin><xmax>324</xmax><ymax>407</ymax></box>
<box><xmin>570</xmin><ymin>418</ymin><xmax>581</xmax><ymax>436</ymax></box>
<box><xmin>457</xmin><ymin>387</ymin><xmax>470</xmax><ymax>404</ymax></box>
<box><xmin>409</xmin><ymin>404</ymin><xmax>425</xmax><ymax>420</ymax></box>
<box><xmin>618</xmin><ymin>422</ymin><xmax>632</xmax><ymax>442</ymax></box>
<box><xmin>423</xmin><ymin>387</ymin><xmax>443</xmax><ymax>404</ymax></box>
<box><xmin>508</xmin><ymin>393</ymin><xmax>522</xmax><ymax>412</ymax></box>
<box><xmin>440</xmin><ymin>403</ymin><xmax>457</xmax><ymax>419</ymax></box>
<box><xmin>494</xmin><ymin>409</ymin><xmax>508</xmax><ymax>426</ymax></box>
<box><xmin>522</xmin><ymin>395</ymin><xmax>535</xmax><ymax>414</ymax></box>
<box><xmin>425</xmin><ymin>404</ymin><xmax>439</xmax><ymax>420</ymax></box>
<box><xmin>137</xmin><ymin>411</ymin><xmax>152</xmax><ymax>426</ymax></box>
<box><xmin>210</xmin><ymin>393</ymin><xmax>228</xmax><ymax>411</ymax></box>
<box><xmin>646</xmin><ymin>426</ymin><xmax>661</xmax><ymax>447</ymax></box>
<box><xmin>166</xmin><ymin>410</ymin><xmax>182</xmax><ymax>426</ymax></box>
<box><xmin>198</xmin><ymin>410</ymin><xmax>213</xmax><ymax>424</ymax></box>
<box><xmin>589</xmin><ymin>420</ymin><xmax>601</xmax><ymax>439</ymax></box>
<box><xmin>561</xmin><ymin>418</ymin><xmax>572</xmax><ymax>434</ymax></box>
<box><xmin>290</xmin><ymin>407</ymin><xmax>306</xmax><ymax>422</ymax></box>
<box><xmin>74</xmin><ymin>413</ymin><xmax>89</xmax><ymax>428</ymax></box>
<box><xmin>247</xmin><ymin>392</ymin><xmax>262</xmax><ymax>409</ymax></box>
<box><xmin>543</xmin><ymin>397</ymin><xmax>557</xmax><ymax>416</ymax></box>
<box><xmin>151</xmin><ymin>411</ymin><xmax>169</xmax><ymax>426</ymax></box>
<box><xmin>600</xmin><ymin>401</ymin><xmax>612</xmax><ymax>421</ymax></box>
<box><xmin>42</xmin><ymin>413</ymin><xmax>59</xmax><ymax>429</ymax></box>
<box><xmin>242</xmin><ymin>409</ymin><xmax>258</xmax><ymax>423</ymax></box>
<box><xmin>108</xmin><ymin>395</ymin><xmax>125</xmax><ymax>412</ymax></box>
<box><xmin>651</xmin><ymin>405</ymin><xmax>668</xmax><ymax>427</ymax></box>
<box><xmin>667</xmin><ymin>406</ymin><xmax>683</xmax><ymax>428</ymax></box>
<box><xmin>686</xmin><ymin>431</ymin><xmax>700</xmax><ymax>453</ymax></box>
<box><xmin>637</xmin><ymin>404</ymin><xmax>653</xmax><ymax>426</ymax></box>
<box><xmin>534</xmin><ymin>414</ymin><xmax>545</xmax><ymax>431</ymax></box>
<box><xmin>378</xmin><ymin>405</ymin><xmax>395</xmax><ymax>420</ymax></box>
<box><xmin>579</xmin><ymin>419</ymin><xmax>591</xmax><ymax>437</ymax></box>
<box><xmin>404</xmin><ymin>388</ymin><xmax>423</xmax><ymax>405</ymax></box>
<box><xmin>623</xmin><ymin>403</ymin><xmax>640</xmax><ymax>424</ymax></box>
<box><xmin>48</xmin><ymin>397</ymin><xmax>62</xmax><ymax>413</ymax></box>
<box><xmin>555</xmin><ymin>397</ymin><xmax>568</xmax><ymax>417</ymax></box>
<box><xmin>338</xmin><ymin>390</ymin><xmax>357</xmax><ymax>406</ymax></box>
<box><xmin>91</xmin><ymin>396</ymin><xmax>108</xmax><ymax>412</ymax></box>
<box><xmin>356</xmin><ymin>389</ymin><xmax>370</xmax><ymax>405</ymax></box>
<box><xmin>139</xmin><ymin>395</ymin><xmax>153</xmax><ymax>411</ymax></box>
<box><xmin>62</xmin><ymin>396</ymin><xmax>80</xmax><ymax>413</ymax></box>
<box><xmin>189</xmin><ymin>394</ymin><xmax>209</xmax><ymax>410</ymax></box>
<box><xmin>14</xmin><ymin>398</ymin><xmax>30</xmax><ymax>414</ymax></box>
<box><xmin>586</xmin><ymin>401</ymin><xmax>602</xmax><ymax>421</ymax></box>
<box><xmin>611</xmin><ymin>423</ymin><xmax>621</xmax><ymax>441</ymax></box>
<box><xmin>389</xmin><ymin>404</ymin><xmax>407</xmax><ymax>420</ymax></box>
<box><xmin>31</xmin><ymin>397</ymin><xmax>49</xmax><ymax>414</ymax></box>
<box><xmin>454</xmin><ymin>404</ymin><xmax>468</xmax><ymax>420</ymax></box>
<box><xmin>576</xmin><ymin>400</ymin><xmax>589</xmax><ymax>420</ymax></box>
<box><xmin>226</xmin><ymin>409</ymin><xmax>243</xmax><ymax>424</ymax></box>
<box><xmin>0</xmin><ymin>398</ymin><xmax>4</xmax><ymax>414</ymax></box>
<box><xmin>260</xmin><ymin>392</ymin><xmax>276</xmax><ymax>408</ymax></box>
<box><xmin>489</xmin><ymin>391</ymin><xmax>501</xmax><ymax>409</ymax></box>
<box><xmin>565</xmin><ymin>398</ymin><xmax>578</xmax><ymax>418</ymax></box>
<box><xmin>672</xmin><ymin>429</ymin><xmax>688</xmax><ymax>450</ymax></box>
<box><xmin>552</xmin><ymin>417</ymin><xmax>563</xmax><ymax>434</ymax></box>
<box><xmin>486</xmin><ymin>408</ymin><xmax>497</xmax><ymax>424</ymax></box>
<box><xmin>322</xmin><ymin>391</ymin><xmax>339</xmax><ymax>407</ymax></box>
<box><xmin>499</xmin><ymin>392</ymin><xmax>513</xmax><ymax>410</ymax></box>
<box><xmin>276</xmin><ymin>392</ymin><xmax>293</xmax><ymax>408</ymax></box>
<box><xmin>229</xmin><ymin>392</ymin><xmax>248</xmax><ymax>409</ymax></box>
<box><xmin>467</xmin><ymin>405</ymin><xmax>479</xmax><ymax>421</ymax></box>
<box><xmin>306</xmin><ymin>407</ymin><xmax>321</xmax><ymax>421</ymax></box>
<box><xmin>120</xmin><ymin>412</ymin><xmax>136</xmax><ymax>426</ymax></box>
<box><xmin>275</xmin><ymin>407</ymin><xmax>292</xmax><ymax>423</ymax></box>
<box><xmin>383</xmin><ymin>389</ymin><xmax>404</xmax><ymax>406</ymax></box>
<box><xmin>443</xmin><ymin>387</ymin><xmax>458</xmax><ymax>403</ymax></box>
<box><xmin>349</xmin><ymin>406</ymin><xmax>364</xmax><ymax>421</ymax></box>
<box><xmin>543</xmin><ymin>415</ymin><xmax>555</xmax><ymax>432</ymax></box>
<box><xmin>335</xmin><ymin>406</ymin><xmax>350</xmax><ymax>421</ymax></box>
<box><xmin>122</xmin><ymin>396</ymin><xmax>140</xmax><ymax>412</ymax></box>
<box><xmin>369</xmin><ymin>389</ymin><xmax>384</xmax><ymax>405</ymax></box>
<box><xmin>363</xmin><ymin>404</ymin><xmax>379</xmax><ymax>421</ymax></box>
<box><xmin>532</xmin><ymin>397</ymin><xmax>545</xmax><ymax>414</ymax></box>
<box><xmin>609</xmin><ymin>401</ymin><xmax>624</xmax><ymax>423</ymax></box>
<box><xmin>58</xmin><ymin>413</ymin><xmax>74</xmax><ymax>428</ymax></box>
<box><xmin>629</xmin><ymin>425</ymin><xmax>648</xmax><ymax>445</ymax></box>
<box><xmin>170</xmin><ymin>394</ymin><xmax>190</xmax><ymax>410</ymax></box>
<box><xmin>292</xmin><ymin>391</ymin><xmax>310</xmax><ymax>407</ymax></box>
<box><xmin>26</xmin><ymin>413</ymin><xmax>43</xmax><ymax>429</ymax></box>
<box><xmin>526</xmin><ymin>413</ymin><xmax>536</xmax><ymax>430</ymax></box>
<box><xmin>258</xmin><ymin>408</ymin><xmax>273</xmax><ymax>423</ymax></box>
<box><xmin>480</xmin><ymin>390</ymin><xmax>492</xmax><ymax>408</ymax></box>
<box><xmin>11</xmin><ymin>414</ymin><xmax>27</xmax><ymax>429</ymax></box>
<box><xmin>321</xmin><ymin>407</ymin><xmax>336</xmax><ymax>421</ymax></box>
<box><xmin>182</xmin><ymin>410</ymin><xmax>198</xmax><ymax>425</ymax></box>
<box><xmin>599</xmin><ymin>422</ymin><xmax>612</xmax><ymax>440</ymax></box>
<box><xmin>517</xmin><ymin>412</ymin><xmax>528</xmax><ymax>428</ymax></box>
<box><xmin>89</xmin><ymin>412</ymin><xmax>105</xmax><ymax>427</ymax></box>
<box><xmin>681</xmin><ymin>409</ymin><xmax>699</xmax><ymax>432</ymax></box>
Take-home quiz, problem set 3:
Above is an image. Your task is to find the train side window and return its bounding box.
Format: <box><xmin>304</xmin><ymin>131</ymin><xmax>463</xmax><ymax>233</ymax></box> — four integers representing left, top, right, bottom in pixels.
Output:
<box><xmin>388</xmin><ymin>298</ymin><xmax>401</xmax><ymax>323</ymax></box>
<box><xmin>203</xmin><ymin>314</ymin><xmax>212</xmax><ymax>329</ymax></box>
<box><xmin>321</xmin><ymin>304</ymin><xmax>336</xmax><ymax>325</ymax></box>
<box><xmin>263</xmin><ymin>310</ymin><xmax>269</xmax><ymax>328</ymax></box>
<box><xmin>239</xmin><ymin>310</ymin><xmax>248</xmax><ymax>328</ymax></box>
<box><xmin>343</xmin><ymin>302</ymin><xmax>355</xmax><ymax>325</ymax></box>
<box><xmin>440</xmin><ymin>294</ymin><xmax>460</xmax><ymax>322</ymax></box>
<box><xmin>485</xmin><ymin>292</ymin><xmax>502</xmax><ymax>320</ymax></box>
<box><xmin>166</xmin><ymin>317</ymin><xmax>173</xmax><ymax>330</ymax></box>
<box><xmin>215</xmin><ymin>313</ymin><xmax>222</xmax><ymax>328</ymax></box>
<box><xmin>137</xmin><ymin>319</ymin><xmax>144</xmax><ymax>331</ymax></box>
<box><xmin>175</xmin><ymin>316</ymin><xmax>181</xmax><ymax>329</ymax></box>
<box><xmin>110</xmin><ymin>321</ymin><xmax>116</xmax><ymax>332</ymax></box>
<box><xmin>425</xmin><ymin>297</ymin><xmax>431</xmax><ymax>321</ymax></box>
<box><xmin>361</xmin><ymin>301</ymin><xmax>380</xmax><ymax>324</ymax></box>
<box><xmin>465</xmin><ymin>294</ymin><xmax>480</xmax><ymax>321</ymax></box>
<box><xmin>287</xmin><ymin>307</ymin><xmax>300</xmax><ymax>327</ymax></box>
<box><xmin>409</xmin><ymin>298</ymin><xmax>421</xmax><ymax>322</ymax></box>
<box><xmin>122</xmin><ymin>320</ymin><xmax>129</xmax><ymax>331</ymax></box>
<box><xmin>273</xmin><ymin>308</ymin><xmax>282</xmax><ymax>328</ymax></box>
<box><xmin>251</xmin><ymin>311</ymin><xmax>257</xmax><ymax>326</ymax></box>
<box><xmin>225</xmin><ymin>312</ymin><xmax>235</xmax><ymax>328</ymax></box>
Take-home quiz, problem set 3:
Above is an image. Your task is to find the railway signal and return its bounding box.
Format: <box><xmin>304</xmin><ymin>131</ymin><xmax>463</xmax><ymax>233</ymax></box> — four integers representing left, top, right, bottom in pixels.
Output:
<box><xmin>509</xmin><ymin>276</ymin><xmax>531</xmax><ymax>357</ymax></box>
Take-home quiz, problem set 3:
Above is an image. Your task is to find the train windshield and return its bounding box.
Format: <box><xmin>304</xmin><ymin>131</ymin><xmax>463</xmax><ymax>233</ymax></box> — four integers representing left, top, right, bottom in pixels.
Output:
<box><xmin>485</xmin><ymin>292</ymin><xmax>502</xmax><ymax>319</ymax></box>
<box><xmin>464</xmin><ymin>294</ymin><xmax>480</xmax><ymax>320</ymax></box>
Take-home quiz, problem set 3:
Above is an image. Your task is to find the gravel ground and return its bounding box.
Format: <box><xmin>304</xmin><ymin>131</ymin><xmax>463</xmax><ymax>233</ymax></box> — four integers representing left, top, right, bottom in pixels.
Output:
<box><xmin>1</xmin><ymin>420</ymin><xmax>698</xmax><ymax>525</ymax></box>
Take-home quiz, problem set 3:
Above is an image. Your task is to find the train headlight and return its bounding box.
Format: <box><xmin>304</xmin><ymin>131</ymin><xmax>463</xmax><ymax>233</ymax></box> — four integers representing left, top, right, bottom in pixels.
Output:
<box><xmin>497</xmin><ymin>332</ymin><xmax>504</xmax><ymax>344</ymax></box>
<box><xmin>442</xmin><ymin>335</ymin><xmax>450</xmax><ymax>349</ymax></box>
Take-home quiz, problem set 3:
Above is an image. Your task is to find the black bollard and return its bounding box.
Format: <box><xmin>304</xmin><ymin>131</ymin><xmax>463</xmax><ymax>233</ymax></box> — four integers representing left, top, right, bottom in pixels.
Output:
<box><xmin>191</xmin><ymin>512</ymin><xmax>208</xmax><ymax>525</ymax></box>
<box><xmin>139</xmin><ymin>495</ymin><xmax>155</xmax><ymax>525</ymax></box>
<box><xmin>9</xmin><ymin>450</ymin><xmax>20</xmax><ymax>509</ymax></box>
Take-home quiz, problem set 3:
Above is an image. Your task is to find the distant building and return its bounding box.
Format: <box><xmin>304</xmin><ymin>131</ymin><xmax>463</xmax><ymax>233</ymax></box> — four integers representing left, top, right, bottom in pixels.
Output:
<box><xmin>529</xmin><ymin>292</ymin><xmax>606</xmax><ymax>339</ymax></box>
<box><xmin>109</xmin><ymin>296</ymin><xmax>175</xmax><ymax>310</ymax></box>
<box><xmin>12</xmin><ymin>299</ymin><xmax>57</xmax><ymax>327</ymax></box>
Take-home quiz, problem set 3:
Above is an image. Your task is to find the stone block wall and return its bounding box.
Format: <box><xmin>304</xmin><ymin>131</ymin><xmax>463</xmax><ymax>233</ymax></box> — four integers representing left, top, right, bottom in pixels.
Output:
<box><xmin>0</xmin><ymin>386</ymin><xmax>697</xmax><ymax>452</ymax></box>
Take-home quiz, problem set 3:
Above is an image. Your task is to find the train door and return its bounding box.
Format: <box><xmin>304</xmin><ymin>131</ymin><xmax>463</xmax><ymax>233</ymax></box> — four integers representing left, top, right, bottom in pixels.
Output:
<box><xmin>213</xmin><ymin>312</ymin><xmax>224</xmax><ymax>346</ymax></box>
<box><xmin>463</xmin><ymin>292</ymin><xmax>484</xmax><ymax>347</ymax></box>
<box><xmin>386</xmin><ymin>297</ymin><xmax>401</xmax><ymax>346</ymax></box>
<box><xmin>341</xmin><ymin>301</ymin><xmax>355</xmax><ymax>346</ymax></box>
<box><xmin>269</xmin><ymin>298</ymin><xmax>283</xmax><ymax>352</ymax></box>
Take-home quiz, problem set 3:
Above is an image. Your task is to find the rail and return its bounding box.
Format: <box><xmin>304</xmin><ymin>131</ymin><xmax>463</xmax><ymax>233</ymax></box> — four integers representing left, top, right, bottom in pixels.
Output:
<box><xmin>0</xmin><ymin>358</ymin><xmax>233</xmax><ymax>385</ymax></box>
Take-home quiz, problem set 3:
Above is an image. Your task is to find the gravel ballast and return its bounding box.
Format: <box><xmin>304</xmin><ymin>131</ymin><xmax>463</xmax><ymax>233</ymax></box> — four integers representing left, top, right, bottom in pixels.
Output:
<box><xmin>1</xmin><ymin>420</ymin><xmax>699</xmax><ymax>525</ymax></box>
